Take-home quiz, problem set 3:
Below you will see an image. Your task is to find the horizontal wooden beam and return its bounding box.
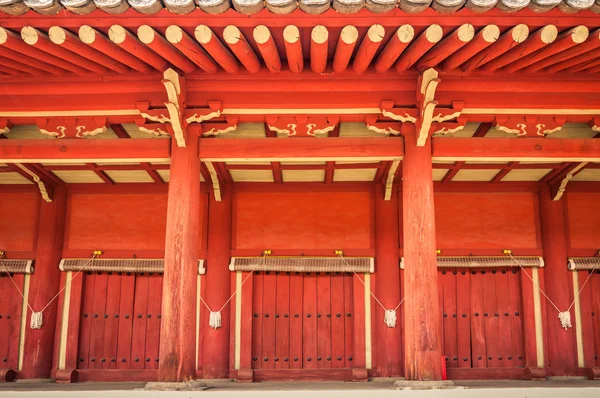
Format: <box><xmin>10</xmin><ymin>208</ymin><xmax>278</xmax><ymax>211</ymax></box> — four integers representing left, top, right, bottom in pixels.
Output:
<box><xmin>199</xmin><ymin>137</ymin><xmax>404</xmax><ymax>161</ymax></box>
<box><xmin>432</xmin><ymin>137</ymin><xmax>600</xmax><ymax>162</ymax></box>
<box><xmin>0</xmin><ymin>139</ymin><xmax>171</xmax><ymax>163</ymax></box>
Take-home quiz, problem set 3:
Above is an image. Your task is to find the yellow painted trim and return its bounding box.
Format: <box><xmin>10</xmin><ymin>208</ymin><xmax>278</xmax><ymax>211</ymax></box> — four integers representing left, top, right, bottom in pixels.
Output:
<box><xmin>572</xmin><ymin>271</ymin><xmax>585</xmax><ymax>368</ymax></box>
<box><xmin>196</xmin><ymin>274</ymin><xmax>201</xmax><ymax>371</ymax></box>
<box><xmin>222</xmin><ymin>108</ymin><xmax>381</xmax><ymax>115</ymax></box>
<box><xmin>18</xmin><ymin>274</ymin><xmax>31</xmax><ymax>371</ymax></box>
<box><xmin>0</xmin><ymin>110</ymin><xmax>140</xmax><ymax>117</ymax></box>
<box><xmin>532</xmin><ymin>268</ymin><xmax>545</xmax><ymax>368</ymax></box>
<box><xmin>364</xmin><ymin>273</ymin><xmax>372</xmax><ymax>370</ymax></box>
<box><xmin>2</xmin><ymin>158</ymin><xmax>172</xmax><ymax>165</ymax></box>
<box><xmin>58</xmin><ymin>271</ymin><xmax>73</xmax><ymax>370</ymax></box>
<box><xmin>234</xmin><ymin>271</ymin><xmax>242</xmax><ymax>370</ymax></box>
<box><xmin>462</xmin><ymin>108</ymin><xmax>600</xmax><ymax>115</ymax></box>
<box><xmin>202</xmin><ymin>157</ymin><xmax>402</xmax><ymax>163</ymax></box>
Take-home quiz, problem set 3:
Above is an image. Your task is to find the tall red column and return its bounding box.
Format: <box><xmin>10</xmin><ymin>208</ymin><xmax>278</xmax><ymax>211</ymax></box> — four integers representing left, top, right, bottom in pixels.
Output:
<box><xmin>20</xmin><ymin>186</ymin><xmax>66</xmax><ymax>379</ymax></box>
<box><xmin>374</xmin><ymin>185</ymin><xmax>403</xmax><ymax>376</ymax></box>
<box><xmin>159</xmin><ymin>133</ymin><xmax>200</xmax><ymax>382</ymax></box>
<box><xmin>202</xmin><ymin>184</ymin><xmax>232</xmax><ymax>378</ymax></box>
<box><xmin>402</xmin><ymin>131</ymin><xmax>442</xmax><ymax>380</ymax></box>
<box><xmin>538</xmin><ymin>183</ymin><xmax>576</xmax><ymax>375</ymax></box>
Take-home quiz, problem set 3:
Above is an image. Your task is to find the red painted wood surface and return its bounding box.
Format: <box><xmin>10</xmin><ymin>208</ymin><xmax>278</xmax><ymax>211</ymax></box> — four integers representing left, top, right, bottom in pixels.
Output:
<box><xmin>234</xmin><ymin>191</ymin><xmax>372</xmax><ymax>251</ymax></box>
<box><xmin>21</xmin><ymin>187</ymin><xmax>67</xmax><ymax>379</ymax></box>
<box><xmin>240</xmin><ymin>272</ymin><xmax>253</xmax><ymax>370</ymax></box>
<box><xmin>202</xmin><ymin>184</ymin><xmax>232</xmax><ymax>378</ymax></box>
<box><xmin>289</xmin><ymin>272</ymin><xmax>303</xmax><ymax>369</ymax></box>
<box><xmin>374</xmin><ymin>187</ymin><xmax>402</xmax><ymax>376</ymax></box>
<box><xmin>579</xmin><ymin>272</ymin><xmax>600</xmax><ymax>368</ymax></box>
<box><xmin>539</xmin><ymin>184</ymin><xmax>577</xmax><ymax>375</ymax></box>
<box><xmin>159</xmin><ymin>133</ymin><xmax>200</xmax><ymax>382</ymax></box>
<box><xmin>76</xmin><ymin>273</ymin><xmax>163</xmax><ymax>371</ymax></box>
<box><xmin>145</xmin><ymin>274</ymin><xmax>162</xmax><ymax>370</ymax></box>
<box><xmin>249</xmin><ymin>272</ymin><xmax>354</xmax><ymax>372</ymax></box>
<box><xmin>64</xmin><ymin>192</ymin><xmax>206</xmax><ymax>255</ymax></box>
<box><xmin>435</xmin><ymin>192</ymin><xmax>539</xmax><ymax>251</ymax></box>
<box><xmin>439</xmin><ymin>269</ymin><xmax>525</xmax><ymax>370</ymax></box>
<box><xmin>331</xmin><ymin>274</ymin><xmax>345</xmax><ymax>370</ymax></box>
<box><xmin>352</xmin><ymin>275</ymin><xmax>366</xmax><ymax>369</ymax></box>
<box><xmin>520</xmin><ymin>267</ymin><xmax>539</xmax><ymax>368</ymax></box>
<box><xmin>0</xmin><ymin>274</ymin><xmax>23</xmax><ymax>370</ymax></box>
<box><xmin>345</xmin><ymin>274</ymin><xmax>356</xmax><ymax>369</ymax></box>
<box><xmin>0</xmin><ymin>192</ymin><xmax>38</xmax><ymax>253</ymax></box>
<box><xmin>402</xmin><ymin>131</ymin><xmax>442</xmax><ymax>381</ymax></box>
<box><xmin>251</xmin><ymin>271</ymin><xmax>264</xmax><ymax>370</ymax></box>
<box><xmin>565</xmin><ymin>192</ymin><xmax>600</xmax><ymax>251</ymax></box>
<box><xmin>303</xmin><ymin>273</ymin><xmax>317</xmax><ymax>369</ymax></box>
<box><xmin>275</xmin><ymin>272</ymin><xmax>290</xmax><ymax>370</ymax></box>
<box><xmin>116</xmin><ymin>274</ymin><xmax>135</xmax><ymax>369</ymax></box>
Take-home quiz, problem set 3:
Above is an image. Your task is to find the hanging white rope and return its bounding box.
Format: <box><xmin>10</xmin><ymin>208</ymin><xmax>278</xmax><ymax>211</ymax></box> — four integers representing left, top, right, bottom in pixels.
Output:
<box><xmin>200</xmin><ymin>251</ymin><xmax>271</xmax><ymax>329</ymax></box>
<box><xmin>0</xmin><ymin>251</ymin><xmax>100</xmax><ymax>330</ymax></box>
<box><xmin>337</xmin><ymin>252</ymin><xmax>404</xmax><ymax>328</ymax></box>
<box><xmin>506</xmin><ymin>250</ymin><xmax>598</xmax><ymax>330</ymax></box>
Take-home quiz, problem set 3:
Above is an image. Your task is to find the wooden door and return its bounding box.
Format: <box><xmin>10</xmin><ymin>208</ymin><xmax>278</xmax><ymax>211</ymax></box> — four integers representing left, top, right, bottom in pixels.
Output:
<box><xmin>250</xmin><ymin>271</ymin><xmax>355</xmax><ymax>370</ymax></box>
<box><xmin>77</xmin><ymin>272</ymin><xmax>162</xmax><ymax>370</ymax></box>
<box><xmin>0</xmin><ymin>274</ymin><xmax>24</xmax><ymax>370</ymax></box>
<box><xmin>439</xmin><ymin>268</ymin><xmax>525</xmax><ymax>369</ymax></box>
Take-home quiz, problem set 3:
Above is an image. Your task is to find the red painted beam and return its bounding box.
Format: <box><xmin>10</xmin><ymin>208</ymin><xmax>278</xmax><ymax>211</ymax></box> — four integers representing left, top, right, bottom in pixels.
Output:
<box><xmin>332</xmin><ymin>25</ymin><xmax>358</xmax><ymax>73</ymax></box>
<box><xmin>432</xmin><ymin>138</ymin><xmax>600</xmax><ymax>161</ymax></box>
<box><xmin>0</xmin><ymin>139</ymin><xmax>170</xmax><ymax>161</ymax></box>
<box><xmin>198</xmin><ymin>137</ymin><xmax>404</xmax><ymax>160</ymax></box>
<box><xmin>283</xmin><ymin>25</ymin><xmax>303</xmax><ymax>74</ymax></box>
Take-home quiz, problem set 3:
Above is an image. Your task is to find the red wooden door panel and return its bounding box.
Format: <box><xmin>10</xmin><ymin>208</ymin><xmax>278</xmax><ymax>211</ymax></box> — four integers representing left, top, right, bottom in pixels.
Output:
<box><xmin>250</xmin><ymin>272</ymin><xmax>354</xmax><ymax>372</ymax></box>
<box><xmin>275</xmin><ymin>272</ymin><xmax>290</xmax><ymax>369</ymax></box>
<box><xmin>0</xmin><ymin>275</ymin><xmax>24</xmax><ymax>369</ymax></box>
<box><xmin>289</xmin><ymin>272</ymin><xmax>303</xmax><ymax>369</ymax></box>
<box><xmin>439</xmin><ymin>268</ymin><xmax>525</xmax><ymax>370</ymax></box>
<box><xmin>76</xmin><ymin>272</ymin><xmax>163</xmax><ymax>371</ymax></box>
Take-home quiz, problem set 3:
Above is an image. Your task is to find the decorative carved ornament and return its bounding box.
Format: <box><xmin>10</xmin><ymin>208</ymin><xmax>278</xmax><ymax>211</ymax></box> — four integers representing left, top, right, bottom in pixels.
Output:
<box><xmin>14</xmin><ymin>163</ymin><xmax>52</xmax><ymax>202</ymax></box>
<box><xmin>202</xmin><ymin>117</ymin><xmax>239</xmax><ymax>137</ymax></box>
<box><xmin>384</xmin><ymin>160</ymin><xmax>401</xmax><ymax>201</ymax></box>
<box><xmin>266</xmin><ymin>116</ymin><xmax>339</xmax><ymax>137</ymax></box>
<box><xmin>34</xmin><ymin>118</ymin><xmax>108</xmax><ymax>139</ymax></box>
<box><xmin>379</xmin><ymin>68</ymin><xmax>466</xmax><ymax>146</ymax></box>
<box><xmin>138</xmin><ymin>69</ymin><xmax>222</xmax><ymax>147</ymax></box>
<box><xmin>494</xmin><ymin>116</ymin><xmax>567</xmax><ymax>136</ymax></box>
<box><xmin>551</xmin><ymin>162</ymin><xmax>588</xmax><ymax>201</ymax></box>
<box><xmin>589</xmin><ymin>117</ymin><xmax>600</xmax><ymax>133</ymax></box>
<box><xmin>204</xmin><ymin>161</ymin><xmax>222</xmax><ymax>202</ymax></box>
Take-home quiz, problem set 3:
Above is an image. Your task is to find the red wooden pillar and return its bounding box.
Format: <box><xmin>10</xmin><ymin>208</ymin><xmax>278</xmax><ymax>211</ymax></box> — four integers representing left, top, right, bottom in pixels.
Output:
<box><xmin>402</xmin><ymin>130</ymin><xmax>443</xmax><ymax>381</ymax></box>
<box><xmin>202</xmin><ymin>184</ymin><xmax>232</xmax><ymax>378</ymax></box>
<box><xmin>20</xmin><ymin>186</ymin><xmax>67</xmax><ymax>379</ymax></box>
<box><xmin>374</xmin><ymin>185</ymin><xmax>402</xmax><ymax>376</ymax></box>
<box><xmin>159</xmin><ymin>133</ymin><xmax>200</xmax><ymax>382</ymax></box>
<box><xmin>538</xmin><ymin>184</ymin><xmax>576</xmax><ymax>375</ymax></box>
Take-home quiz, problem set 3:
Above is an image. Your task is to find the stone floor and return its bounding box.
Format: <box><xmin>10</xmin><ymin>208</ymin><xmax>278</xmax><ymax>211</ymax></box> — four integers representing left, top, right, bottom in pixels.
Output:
<box><xmin>1</xmin><ymin>378</ymin><xmax>600</xmax><ymax>397</ymax></box>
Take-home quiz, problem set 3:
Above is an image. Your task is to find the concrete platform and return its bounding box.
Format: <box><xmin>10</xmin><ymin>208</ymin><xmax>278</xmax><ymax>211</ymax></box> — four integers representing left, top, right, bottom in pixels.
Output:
<box><xmin>0</xmin><ymin>379</ymin><xmax>599</xmax><ymax>397</ymax></box>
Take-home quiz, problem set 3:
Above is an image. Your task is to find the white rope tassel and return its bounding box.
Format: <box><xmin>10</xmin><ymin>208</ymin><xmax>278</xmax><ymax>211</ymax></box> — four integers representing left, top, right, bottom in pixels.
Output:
<box><xmin>384</xmin><ymin>309</ymin><xmax>397</xmax><ymax>328</ymax></box>
<box><xmin>30</xmin><ymin>312</ymin><xmax>43</xmax><ymax>330</ymax></box>
<box><xmin>209</xmin><ymin>311</ymin><xmax>222</xmax><ymax>329</ymax></box>
<box><xmin>558</xmin><ymin>311</ymin><xmax>572</xmax><ymax>330</ymax></box>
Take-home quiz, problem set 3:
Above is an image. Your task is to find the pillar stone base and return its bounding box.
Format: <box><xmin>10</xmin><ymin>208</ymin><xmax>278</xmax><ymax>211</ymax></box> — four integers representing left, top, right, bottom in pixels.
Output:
<box><xmin>143</xmin><ymin>381</ymin><xmax>208</xmax><ymax>391</ymax></box>
<box><xmin>393</xmin><ymin>380</ymin><xmax>460</xmax><ymax>390</ymax></box>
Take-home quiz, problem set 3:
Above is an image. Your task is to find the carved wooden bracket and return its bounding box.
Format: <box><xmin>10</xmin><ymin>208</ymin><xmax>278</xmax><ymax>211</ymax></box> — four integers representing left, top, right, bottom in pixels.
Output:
<box><xmin>0</xmin><ymin>119</ymin><xmax>11</xmax><ymax>135</ymax></box>
<box><xmin>14</xmin><ymin>164</ymin><xmax>53</xmax><ymax>202</ymax></box>
<box><xmin>550</xmin><ymin>162</ymin><xmax>588</xmax><ymax>201</ymax></box>
<box><xmin>494</xmin><ymin>116</ymin><xmax>567</xmax><ymax>137</ymax></box>
<box><xmin>384</xmin><ymin>160</ymin><xmax>401</xmax><ymax>201</ymax></box>
<box><xmin>202</xmin><ymin>117</ymin><xmax>239</xmax><ymax>137</ymax></box>
<box><xmin>34</xmin><ymin>118</ymin><xmax>108</xmax><ymax>139</ymax></box>
<box><xmin>380</xmin><ymin>69</ymin><xmax>465</xmax><ymax>145</ymax></box>
<box><xmin>138</xmin><ymin>70</ymin><xmax>222</xmax><ymax>147</ymax></box>
<box><xmin>266</xmin><ymin>116</ymin><xmax>339</xmax><ymax>137</ymax></box>
<box><xmin>589</xmin><ymin>117</ymin><xmax>600</xmax><ymax>133</ymax></box>
<box><xmin>203</xmin><ymin>161</ymin><xmax>222</xmax><ymax>202</ymax></box>
<box><xmin>364</xmin><ymin>116</ymin><xmax>402</xmax><ymax>136</ymax></box>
